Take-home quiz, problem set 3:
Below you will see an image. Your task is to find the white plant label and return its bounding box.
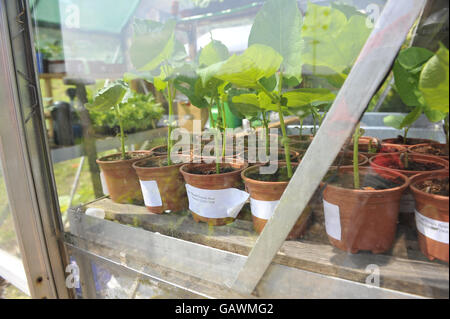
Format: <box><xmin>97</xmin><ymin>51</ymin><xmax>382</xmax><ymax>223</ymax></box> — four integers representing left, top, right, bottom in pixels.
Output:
<box><xmin>415</xmin><ymin>210</ymin><xmax>449</xmax><ymax>244</ymax></box>
<box><xmin>323</xmin><ymin>199</ymin><xmax>342</xmax><ymax>241</ymax></box>
<box><xmin>100</xmin><ymin>170</ymin><xmax>109</xmax><ymax>195</ymax></box>
<box><xmin>250</xmin><ymin>198</ymin><xmax>280</xmax><ymax>220</ymax></box>
<box><xmin>185</xmin><ymin>184</ymin><xmax>249</xmax><ymax>219</ymax></box>
<box><xmin>140</xmin><ymin>180</ymin><xmax>162</xmax><ymax>207</ymax></box>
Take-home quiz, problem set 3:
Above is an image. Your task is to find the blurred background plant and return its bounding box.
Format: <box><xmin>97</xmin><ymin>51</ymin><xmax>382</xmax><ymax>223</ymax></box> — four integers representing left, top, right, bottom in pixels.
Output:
<box><xmin>88</xmin><ymin>90</ymin><xmax>164</xmax><ymax>135</ymax></box>
<box><xmin>35</xmin><ymin>39</ymin><xmax>64</xmax><ymax>61</ymax></box>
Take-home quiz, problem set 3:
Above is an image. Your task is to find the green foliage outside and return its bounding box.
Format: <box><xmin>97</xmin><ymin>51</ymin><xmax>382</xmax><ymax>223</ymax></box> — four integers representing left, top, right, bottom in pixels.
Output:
<box><xmin>89</xmin><ymin>89</ymin><xmax>164</xmax><ymax>133</ymax></box>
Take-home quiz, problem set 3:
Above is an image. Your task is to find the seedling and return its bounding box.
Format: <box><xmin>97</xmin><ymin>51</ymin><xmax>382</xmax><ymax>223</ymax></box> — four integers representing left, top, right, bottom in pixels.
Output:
<box><xmin>87</xmin><ymin>80</ymin><xmax>130</xmax><ymax>160</ymax></box>
<box><xmin>129</xmin><ymin>19</ymin><xmax>187</xmax><ymax>166</ymax></box>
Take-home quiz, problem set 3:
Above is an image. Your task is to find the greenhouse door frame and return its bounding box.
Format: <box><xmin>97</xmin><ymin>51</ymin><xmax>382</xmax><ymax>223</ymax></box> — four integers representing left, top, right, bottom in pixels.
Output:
<box><xmin>0</xmin><ymin>0</ymin><xmax>71</xmax><ymax>299</ymax></box>
<box><xmin>0</xmin><ymin>0</ymin><xmax>430</xmax><ymax>299</ymax></box>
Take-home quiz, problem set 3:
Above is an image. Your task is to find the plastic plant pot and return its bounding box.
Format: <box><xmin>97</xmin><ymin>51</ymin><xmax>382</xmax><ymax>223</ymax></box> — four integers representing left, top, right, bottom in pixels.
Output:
<box><xmin>408</xmin><ymin>143</ymin><xmax>449</xmax><ymax>162</ymax></box>
<box><xmin>241</xmin><ymin>164</ymin><xmax>311</xmax><ymax>239</ymax></box>
<box><xmin>133</xmin><ymin>156</ymin><xmax>188</xmax><ymax>214</ymax></box>
<box><xmin>180</xmin><ymin>161</ymin><xmax>249</xmax><ymax>226</ymax></box>
<box><xmin>322</xmin><ymin>167</ymin><xmax>409</xmax><ymax>254</ymax></box>
<box><xmin>96</xmin><ymin>151</ymin><xmax>152</xmax><ymax>204</ymax></box>
<box><xmin>410</xmin><ymin>172</ymin><xmax>449</xmax><ymax>263</ymax></box>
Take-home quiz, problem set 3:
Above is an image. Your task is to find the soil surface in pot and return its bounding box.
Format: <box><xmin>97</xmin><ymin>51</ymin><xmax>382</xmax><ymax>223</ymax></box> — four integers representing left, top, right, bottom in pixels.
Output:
<box><xmin>325</xmin><ymin>171</ymin><xmax>403</xmax><ymax>191</ymax></box>
<box><xmin>189</xmin><ymin>165</ymin><xmax>236</xmax><ymax>175</ymax></box>
<box><xmin>411</xmin><ymin>144</ymin><xmax>449</xmax><ymax>157</ymax></box>
<box><xmin>241</xmin><ymin>150</ymin><xmax>297</xmax><ymax>161</ymax></box>
<box><xmin>102</xmin><ymin>152</ymin><xmax>149</xmax><ymax>161</ymax></box>
<box><xmin>378</xmin><ymin>156</ymin><xmax>445</xmax><ymax>171</ymax></box>
<box><xmin>134</xmin><ymin>157</ymin><xmax>175</xmax><ymax>168</ymax></box>
<box><xmin>415</xmin><ymin>177</ymin><xmax>449</xmax><ymax>196</ymax></box>
<box><xmin>386</xmin><ymin>136</ymin><xmax>433</xmax><ymax>145</ymax></box>
<box><xmin>245</xmin><ymin>165</ymin><xmax>298</xmax><ymax>182</ymax></box>
<box><xmin>332</xmin><ymin>154</ymin><xmax>364</xmax><ymax>166</ymax></box>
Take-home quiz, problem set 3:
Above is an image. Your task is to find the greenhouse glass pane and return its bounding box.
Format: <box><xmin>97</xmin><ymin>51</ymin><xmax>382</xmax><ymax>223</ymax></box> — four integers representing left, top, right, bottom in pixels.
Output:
<box><xmin>27</xmin><ymin>0</ymin><xmax>449</xmax><ymax>299</ymax></box>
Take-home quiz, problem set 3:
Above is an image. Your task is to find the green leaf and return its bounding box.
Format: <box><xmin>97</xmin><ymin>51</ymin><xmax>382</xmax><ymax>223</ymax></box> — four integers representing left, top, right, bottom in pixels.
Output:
<box><xmin>394</xmin><ymin>47</ymin><xmax>434</xmax><ymax>107</ymax></box>
<box><xmin>302</xmin><ymin>3</ymin><xmax>346</xmax><ymax>39</ymax></box>
<box><xmin>130</xmin><ymin>19</ymin><xmax>176</xmax><ymax>72</ymax></box>
<box><xmin>282</xmin><ymin>88</ymin><xmax>336</xmax><ymax>107</ymax></box>
<box><xmin>228</xmin><ymin>91</ymin><xmax>261</xmax><ymax>118</ymax></box>
<box><xmin>424</xmin><ymin>107</ymin><xmax>446</xmax><ymax>123</ymax></box>
<box><xmin>384</xmin><ymin>107</ymin><xmax>423</xmax><ymax>130</ymax></box>
<box><xmin>248</xmin><ymin>0</ymin><xmax>304</xmax><ymax>81</ymax></box>
<box><xmin>397</xmin><ymin>47</ymin><xmax>434</xmax><ymax>70</ymax></box>
<box><xmin>383</xmin><ymin>114</ymin><xmax>405</xmax><ymax>130</ymax></box>
<box><xmin>86</xmin><ymin>81</ymin><xmax>129</xmax><ymax>111</ymax></box>
<box><xmin>259</xmin><ymin>74</ymin><xmax>277</xmax><ymax>92</ymax></box>
<box><xmin>173</xmin><ymin>75</ymin><xmax>209</xmax><ymax>109</ymax></box>
<box><xmin>199</xmin><ymin>40</ymin><xmax>229</xmax><ymax>67</ymax></box>
<box><xmin>303</xmin><ymin>4</ymin><xmax>371</xmax><ymax>74</ymax></box>
<box><xmin>401</xmin><ymin>106</ymin><xmax>424</xmax><ymax>127</ymax></box>
<box><xmin>419</xmin><ymin>44</ymin><xmax>449</xmax><ymax>113</ymax></box>
<box><xmin>213</xmin><ymin>44</ymin><xmax>283</xmax><ymax>89</ymax></box>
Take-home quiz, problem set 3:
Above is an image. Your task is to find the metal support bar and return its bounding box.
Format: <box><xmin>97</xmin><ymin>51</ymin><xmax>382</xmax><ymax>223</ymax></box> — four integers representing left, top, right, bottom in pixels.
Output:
<box><xmin>0</xmin><ymin>0</ymin><xmax>71</xmax><ymax>298</ymax></box>
<box><xmin>231</xmin><ymin>0</ymin><xmax>428</xmax><ymax>295</ymax></box>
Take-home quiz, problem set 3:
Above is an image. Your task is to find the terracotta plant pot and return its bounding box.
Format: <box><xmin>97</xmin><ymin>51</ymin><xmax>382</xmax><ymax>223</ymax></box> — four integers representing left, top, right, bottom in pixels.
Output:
<box><xmin>96</xmin><ymin>151</ymin><xmax>152</xmax><ymax>204</ymax></box>
<box><xmin>370</xmin><ymin>153</ymin><xmax>449</xmax><ymax>178</ymax></box>
<box><xmin>238</xmin><ymin>149</ymin><xmax>300</xmax><ymax>165</ymax></box>
<box><xmin>370</xmin><ymin>153</ymin><xmax>449</xmax><ymax>214</ymax></box>
<box><xmin>322</xmin><ymin>167</ymin><xmax>409</xmax><ymax>254</ymax></box>
<box><xmin>408</xmin><ymin>143</ymin><xmax>449</xmax><ymax>161</ymax></box>
<box><xmin>410</xmin><ymin>172</ymin><xmax>449</xmax><ymax>263</ymax></box>
<box><xmin>283</xmin><ymin>135</ymin><xmax>313</xmax><ymax>152</ymax></box>
<box><xmin>180</xmin><ymin>161</ymin><xmax>249</xmax><ymax>226</ymax></box>
<box><xmin>234</xmin><ymin>132</ymin><xmax>277</xmax><ymax>150</ymax></box>
<box><xmin>346</xmin><ymin>142</ymin><xmax>405</xmax><ymax>159</ymax></box>
<box><xmin>382</xmin><ymin>137</ymin><xmax>439</xmax><ymax>146</ymax></box>
<box><xmin>149</xmin><ymin>144</ymin><xmax>192</xmax><ymax>162</ymax></box>
<box><xmin>191</xmin><ymin>146</ymin><xmax>242</xmax><ymax>164</ymax></box>
<box><xmin>133</xmin><ymin>156</ymin><xmax>188</xmax><ymax>214</ymax></box>
<box><xmin>330</xmin><ymin>151</ymin><xmax>369</xmax><ymax>169</ymax></box>
<box><xmin>242</xmin><ymin>164</ymin><xmax>310</xmax><ymax>239</ymax></box>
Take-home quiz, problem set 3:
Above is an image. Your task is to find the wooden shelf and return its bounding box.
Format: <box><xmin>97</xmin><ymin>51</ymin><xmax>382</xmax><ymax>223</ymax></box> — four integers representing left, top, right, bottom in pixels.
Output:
<box><xmin>83</xmin><ymin>198</ymin><xmax>449</xmax><ymax>298</ymax></box>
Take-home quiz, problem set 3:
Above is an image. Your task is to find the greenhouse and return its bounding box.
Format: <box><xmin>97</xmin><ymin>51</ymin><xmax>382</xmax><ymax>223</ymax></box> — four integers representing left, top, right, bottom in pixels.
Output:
<box><xmin>0</xmin><ymin>0</ymin><xmax>448</xmax><ymax>301</ymax></box>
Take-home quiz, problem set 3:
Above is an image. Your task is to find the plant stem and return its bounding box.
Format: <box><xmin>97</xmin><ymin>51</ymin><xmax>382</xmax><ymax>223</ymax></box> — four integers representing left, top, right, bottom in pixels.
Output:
<box><xmin>311</xmin><ymin>111</ymin><xmax>317</xmax><ymax>136</ymax></box>
<box><xmin>166</xmin><ymin>80</ymin><xmax>175</xmax><ymax>166</ymax></box>
<box><xmin>219</xmin><ymin>98</ymin><xmax>227</xmax><ymax>157</ymax></box>
<box><xmin>278</xmin><ymin>104</ymin><xmax>293</xmax><ymax>178</ymax></box>
<box><xmin>115</xmin><ymin>105</ymin><xmax>126</xmax><ymax>160</ymax></box>
<box><xmin>299</xmin><ymin>118</ymin><xmax>303</xmax><ymax>139</ymax></box>
<box><xmin>262</xmin><ymin>111</ymin><xmax>270</xmax><ymax>156</ymax></box>
<box><xmin>444</xmin><ymin>115</ymin><xmax>449</xmax><ymax>147</ymax></box>
<box><xmin>353</xmin><ymin>123</ymin><xmax>361</xmax><ymax>189</ymax></box>
<box><xmin>403</xmin><ymin>126</ymin><xmax>410</xmax><ymax>168</ymax></box>
<box><xmin>403</xmin><ymin>126</ymin><xmax>410</xmax><ymax>145</ymax></box>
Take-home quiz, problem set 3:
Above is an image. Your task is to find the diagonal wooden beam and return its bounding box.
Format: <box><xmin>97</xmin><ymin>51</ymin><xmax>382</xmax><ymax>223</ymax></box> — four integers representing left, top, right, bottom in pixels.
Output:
<box><xmin>231</xmin><ymin>0</ymin><xmax>428</xmax><ymax>295</ymax></box>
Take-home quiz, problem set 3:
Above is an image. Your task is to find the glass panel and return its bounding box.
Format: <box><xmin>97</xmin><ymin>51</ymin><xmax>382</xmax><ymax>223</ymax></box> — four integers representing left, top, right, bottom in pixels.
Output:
<box><xmin>28</xmin><ymin>0</ymin><xmax>449</xmax><ymax>299</ymax></box>
<box><xmin>0</xmin><ymin>156</ymin><xmax>29</xmax><ymax>297</ymax></box>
